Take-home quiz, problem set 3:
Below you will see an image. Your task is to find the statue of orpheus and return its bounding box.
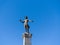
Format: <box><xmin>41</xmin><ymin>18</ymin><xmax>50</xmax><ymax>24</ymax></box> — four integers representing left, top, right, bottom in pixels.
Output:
<box><xmin>20</xmin><ymin>16</ymin><xmax>33</xmax><ymax>33</ymax></box>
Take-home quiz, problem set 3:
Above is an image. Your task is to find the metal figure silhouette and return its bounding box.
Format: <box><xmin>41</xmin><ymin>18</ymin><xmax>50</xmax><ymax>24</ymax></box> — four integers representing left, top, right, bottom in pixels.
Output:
<box><xmin>20</xmin><ymin>16</ymin><xmax>33</xmax><ymax>33</ymax></box>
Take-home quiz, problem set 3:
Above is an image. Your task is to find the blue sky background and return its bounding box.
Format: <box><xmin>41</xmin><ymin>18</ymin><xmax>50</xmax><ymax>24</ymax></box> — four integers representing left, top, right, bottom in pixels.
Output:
<box><xmin>0</xmin><ymin>0</ymin><xmax>60</xmax><ymax>45</ymax></box>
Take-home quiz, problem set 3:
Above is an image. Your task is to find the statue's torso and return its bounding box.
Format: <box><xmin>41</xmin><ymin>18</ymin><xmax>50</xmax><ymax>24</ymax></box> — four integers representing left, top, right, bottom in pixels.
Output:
<box><xmin>24</xmin><ymin>19</ymin><xmax>29</xmax><ymax>25</ymax></box>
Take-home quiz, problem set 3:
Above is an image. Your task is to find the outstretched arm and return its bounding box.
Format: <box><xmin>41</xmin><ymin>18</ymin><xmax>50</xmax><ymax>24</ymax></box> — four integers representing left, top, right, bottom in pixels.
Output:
<box><xmin>19</xmin><ymin>19</ymin><xmax>24</xmax><ymax>23</ymax></box>
<box><xmin>29</xmin><ymin>20</ymin><xmax>34</xmax><ymax>22</ymax></box>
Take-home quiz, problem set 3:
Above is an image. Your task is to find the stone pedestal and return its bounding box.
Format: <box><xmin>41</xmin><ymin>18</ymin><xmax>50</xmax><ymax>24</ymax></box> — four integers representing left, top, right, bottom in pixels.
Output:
<box><xmin>23</xmin><ymin>32</ymin><xmax>32</xmax><ymax>45</ymax></box>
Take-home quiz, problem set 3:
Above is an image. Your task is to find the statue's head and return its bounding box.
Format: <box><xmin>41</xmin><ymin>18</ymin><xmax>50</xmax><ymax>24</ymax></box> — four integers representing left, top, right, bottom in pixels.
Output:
<box><xmin>25</xmin><ymin>16</ymin><xmax>28</xmax><ymax>19</ymax></box>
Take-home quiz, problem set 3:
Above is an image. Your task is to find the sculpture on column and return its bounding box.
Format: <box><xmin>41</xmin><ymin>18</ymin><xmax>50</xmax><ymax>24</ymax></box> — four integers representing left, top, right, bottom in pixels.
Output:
<box><xmin>19</xmin><ymin>16</ymin><xmax>33</xmax><ymax>33</ymax></box>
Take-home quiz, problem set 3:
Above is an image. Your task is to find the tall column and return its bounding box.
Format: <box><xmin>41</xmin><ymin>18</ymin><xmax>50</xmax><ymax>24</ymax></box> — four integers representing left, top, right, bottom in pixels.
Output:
<box><xmin>23</xmin><ymin>32</ymin><xmax>32</xmax><ymax>45</ymax></box>
<box><xmin>20</xmin><ymin>16</ymin><xmax>33</xmax><ymax>45</ymax></box>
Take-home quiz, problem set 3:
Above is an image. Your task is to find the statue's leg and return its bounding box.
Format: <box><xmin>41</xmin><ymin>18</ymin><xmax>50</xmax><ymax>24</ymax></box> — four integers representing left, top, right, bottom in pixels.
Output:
<box><xmin>27</xmin><ymin>25</ymin><xmax>30</xmax><ymax>33</ymax></box>
<box><xmin>25</xmin><ymin>25</ymin><xmax>27</xmax><ymax>32</ymax></box>
<box><xmin>25</xmin><ymin>25</ymin><xmax>30</xmax><ymax>33</ymax></box>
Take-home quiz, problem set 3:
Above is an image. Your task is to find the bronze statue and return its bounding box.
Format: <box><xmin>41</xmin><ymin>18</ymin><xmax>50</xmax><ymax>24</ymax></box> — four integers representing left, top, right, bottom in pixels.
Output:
<box><xmin>20</xmin><ymin>16</ymin><xmax>33</xmax><ymax>33</ymax></box>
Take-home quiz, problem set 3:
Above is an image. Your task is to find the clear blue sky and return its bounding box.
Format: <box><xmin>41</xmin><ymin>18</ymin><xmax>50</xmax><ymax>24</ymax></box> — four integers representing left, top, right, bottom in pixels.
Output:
<box><xmin>0</xmin><ymin>0</ymin><xmax>60</xmax><ymax>45</ymax></box>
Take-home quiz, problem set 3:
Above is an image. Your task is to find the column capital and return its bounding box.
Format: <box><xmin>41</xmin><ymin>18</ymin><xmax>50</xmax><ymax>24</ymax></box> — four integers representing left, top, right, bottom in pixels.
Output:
<box><xmin>22</xmin><ymin>32</ymin><xmax>32</xmax><ymax>38</ymax></box>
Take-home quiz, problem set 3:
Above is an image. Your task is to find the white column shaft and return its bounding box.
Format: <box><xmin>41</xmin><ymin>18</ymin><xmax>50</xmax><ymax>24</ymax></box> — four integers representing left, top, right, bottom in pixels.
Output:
<box><xmin>23</xmin><ymin>37</ymin><xmax>31</xmax><ymax>45</ymax></box>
